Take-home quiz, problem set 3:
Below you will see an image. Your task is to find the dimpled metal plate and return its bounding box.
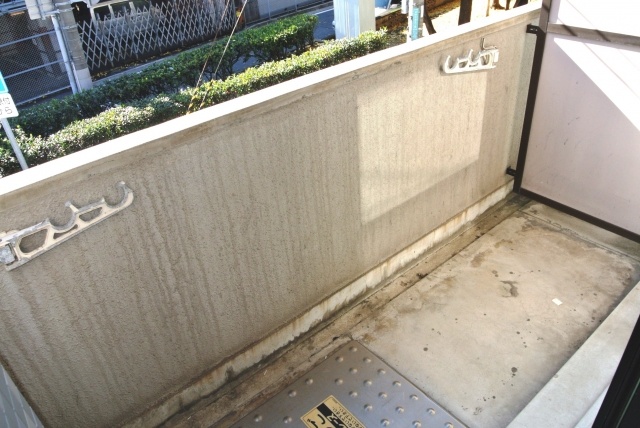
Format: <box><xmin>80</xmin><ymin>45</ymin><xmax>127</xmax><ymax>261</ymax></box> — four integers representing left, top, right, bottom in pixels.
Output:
<box><xmin>232</xmin><ymin>341</ymin><xmax>466</xmax><ymax>428</ymax></box>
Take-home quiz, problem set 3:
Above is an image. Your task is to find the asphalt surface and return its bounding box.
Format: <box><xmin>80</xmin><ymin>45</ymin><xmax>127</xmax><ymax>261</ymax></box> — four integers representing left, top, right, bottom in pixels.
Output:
<box><xmin>312</xmin><ymin>7</ymin><xmax>336</xmax><ymax>40</ymax></box>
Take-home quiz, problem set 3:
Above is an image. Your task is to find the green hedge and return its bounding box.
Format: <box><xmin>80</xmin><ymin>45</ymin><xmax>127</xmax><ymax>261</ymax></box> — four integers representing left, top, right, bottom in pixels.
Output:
<box><xmin>0</xmin><ymin>31</ymin><xmax>388</xmax><ymax>177</ymax></box>
<box><xmin>5</xmin><ymin>14</ymin><xmax>317</xmax><ymax>140</ymax></box>
<box><xmin>188</xmin><ymin>31</ymin><xmax>389</xmax><ymax>109</ymax></box>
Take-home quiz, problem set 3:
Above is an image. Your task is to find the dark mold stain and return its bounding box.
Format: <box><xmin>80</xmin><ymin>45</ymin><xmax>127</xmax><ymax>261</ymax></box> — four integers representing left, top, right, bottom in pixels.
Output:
<box><xmin>500</xmin><ymin>281</ymin><xmax>519</xmax><ymax>297</ymax></box>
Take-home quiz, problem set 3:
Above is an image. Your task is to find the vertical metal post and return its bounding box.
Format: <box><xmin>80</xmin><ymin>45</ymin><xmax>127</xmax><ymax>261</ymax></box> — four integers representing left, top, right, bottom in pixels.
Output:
<box><xmin>53</xmin><ymin>0</ymin><xmax>93</xmax><ymax>91</ymax></box>
<box><xmin>1</xmin><ymin>118</ymin><xmax>28</xmax><ymax>170</ymax></box>
<box><xmin>458</xmin><ymin>0</ymin><xmax>472</xmax><ymax>25</ymax></box>
<box><xmin>50</xmin><ymin>13</ymin><xmax>79</xmax><ymax>94</ymax></box>
<box><xmin>405</xmin><ymin>0</ymin><xmax>411</xmax><ymax>42</ymax></box>
<box><xmin>513</xmin><ymin>23</ymin><xmax>547</xmax><ymax>192</ymax></box>
<box><xmin>411</xmin><ymin>2</ymin><xmax>420</xmax><ymax>40</ymax></box>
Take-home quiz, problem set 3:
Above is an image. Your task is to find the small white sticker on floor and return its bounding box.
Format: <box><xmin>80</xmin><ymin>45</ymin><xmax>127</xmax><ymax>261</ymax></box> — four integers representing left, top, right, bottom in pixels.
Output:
<box><xmin>552</xmin><ymin>298</ymin><xmax>563</xmax><ymax>305</ymax></box>
<box><xmin>302</xmin><ymin>395</ymin><xmax>365</xmax><ymax>428</ymax></box>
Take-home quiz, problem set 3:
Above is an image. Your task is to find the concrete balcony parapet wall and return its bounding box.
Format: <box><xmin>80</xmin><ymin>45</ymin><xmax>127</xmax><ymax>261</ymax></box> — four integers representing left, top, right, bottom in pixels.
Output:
<box><xmin>0</xmin><ymin>4</ymin><xmax>539</xmax><ymax>427</ymax></box>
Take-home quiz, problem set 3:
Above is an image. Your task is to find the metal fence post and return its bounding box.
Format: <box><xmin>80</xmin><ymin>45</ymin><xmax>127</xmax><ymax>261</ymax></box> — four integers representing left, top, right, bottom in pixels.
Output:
<box><xmin>49</xmin><ymin>13</ymin><xmax>79</xmax><ymax>94</ymax></box>
<box><xmin>53</xmin><ymin>0</ymin><xmax>93</xmax><ymax>91</ymax></box>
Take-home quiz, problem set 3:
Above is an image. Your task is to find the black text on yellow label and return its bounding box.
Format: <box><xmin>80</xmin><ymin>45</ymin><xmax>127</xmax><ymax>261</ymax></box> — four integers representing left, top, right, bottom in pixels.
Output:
<box><xmin>301</xmin><ymin>395</ymin><xmax>365</xmax><ymax>428</ymax></box>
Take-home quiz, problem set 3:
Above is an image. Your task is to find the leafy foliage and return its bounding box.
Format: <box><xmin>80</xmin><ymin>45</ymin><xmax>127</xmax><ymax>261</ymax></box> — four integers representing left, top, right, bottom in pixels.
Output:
<box><xmin>5</xmin><ymin>14</ymin><xmax>317</xmax><ymax>140</ymax></box>
<box><xmin>0</xmin><ymin>30</ymin><xmax>388</xmax><ymax>178</ymax></box>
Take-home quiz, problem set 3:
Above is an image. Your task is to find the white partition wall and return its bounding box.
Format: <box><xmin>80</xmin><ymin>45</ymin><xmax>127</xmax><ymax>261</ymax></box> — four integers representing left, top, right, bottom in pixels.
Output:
<box><xmin>518</xmin><ymin>0</ymin><xmax>640</xmax><ymax>237</ymax></box>
<box><xmin>550</xmin><ymin>0</ymin><xmax>640</xmax><ymax>37</ymax></box>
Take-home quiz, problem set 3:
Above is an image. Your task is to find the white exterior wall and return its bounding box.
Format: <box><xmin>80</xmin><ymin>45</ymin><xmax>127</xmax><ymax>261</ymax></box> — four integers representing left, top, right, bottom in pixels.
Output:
<box><xmin>521</xmin><ymin>0</ymin><xmax>640</xmax><ymax>234</ymax></box>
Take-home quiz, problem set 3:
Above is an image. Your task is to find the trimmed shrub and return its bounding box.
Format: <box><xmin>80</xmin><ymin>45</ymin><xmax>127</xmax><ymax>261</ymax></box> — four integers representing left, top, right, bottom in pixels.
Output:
<box><xmin>242</xmin><ymin>15</ymin><xmax>317</xmax><ymax>62</ymax></box>
<box><xmin>188</xmin><ymin>31</ymin><xmax>389</xmax><ymax>110</ymax></box>
<box><xmin>0</xmin><ymin>31</ymin><xmax>388</xmax><ymax>177</ymax></box>
<box><xmin>6</xmin><ymin>14</ymin><xmax>317</xmax><ymax>140</ymax></box>
<box><xmin>0</xmin><ymin>96</ymin><xmax>189</xmax><ymax>176</ymax></box>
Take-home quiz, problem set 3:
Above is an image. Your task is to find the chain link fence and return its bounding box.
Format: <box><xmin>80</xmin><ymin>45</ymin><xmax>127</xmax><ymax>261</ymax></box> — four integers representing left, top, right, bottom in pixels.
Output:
<box><xmin>78</xmin><ymin>0</ymin><xmax>236</xmax><ymax>73</ymax></box>
<box><xmin>0</xmin><ymin>6</ymin><xmax>71</xmax><ymax>105</ymax></box>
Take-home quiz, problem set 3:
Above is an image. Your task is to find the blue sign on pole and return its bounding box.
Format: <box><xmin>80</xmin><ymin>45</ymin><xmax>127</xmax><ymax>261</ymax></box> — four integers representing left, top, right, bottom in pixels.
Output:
<box><xmin>0</xmin><ymin>72</ymin><xmax>8</xmax><ymax>94</ymax></box>
<box><xmin>411</xmin><ymin>6</ymin><xmax>420</xmax><ymax>40</ymax></box>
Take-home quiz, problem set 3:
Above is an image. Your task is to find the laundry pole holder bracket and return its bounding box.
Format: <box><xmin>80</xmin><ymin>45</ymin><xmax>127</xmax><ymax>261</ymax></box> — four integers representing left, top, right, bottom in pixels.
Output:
<box><xmin>0</xmin><ymin>182</ymin><xmax>134</xmax><ymax>271</ymax></box>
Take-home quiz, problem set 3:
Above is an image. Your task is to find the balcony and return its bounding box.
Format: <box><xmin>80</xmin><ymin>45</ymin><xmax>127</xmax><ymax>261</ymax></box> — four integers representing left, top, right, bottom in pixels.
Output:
<box><xmin>162</xmin><ymin>193</ymin><xmax>640</xmax><ymax>428</ymax></box>
<box><xmin>1</xmin><ymin>1</ymin><xmax>639</xmax><ymax>427</ymax></box>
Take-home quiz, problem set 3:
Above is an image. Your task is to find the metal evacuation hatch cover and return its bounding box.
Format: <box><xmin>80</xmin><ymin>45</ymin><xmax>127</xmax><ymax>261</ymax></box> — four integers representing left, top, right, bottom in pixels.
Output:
<box><xmin>232</xmin><ymin>341</ymin><xmax>466</xmax><ymax>428</ymax></box>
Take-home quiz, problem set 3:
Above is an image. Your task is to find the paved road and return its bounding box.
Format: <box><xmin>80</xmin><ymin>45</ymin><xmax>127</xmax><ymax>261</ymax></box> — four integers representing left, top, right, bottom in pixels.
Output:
<box><xmin>312</xmin><ymin>7</ymin><xmax>336</xmax><ymax>40</ymax></box>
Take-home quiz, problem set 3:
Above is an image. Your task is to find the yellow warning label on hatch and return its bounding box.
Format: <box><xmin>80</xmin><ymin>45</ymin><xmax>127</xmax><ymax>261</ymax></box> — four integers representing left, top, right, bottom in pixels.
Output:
<box><xmin>301</xmin><ymin>395</ymin><xmax>365</xmax><ymax>428</ymax></box>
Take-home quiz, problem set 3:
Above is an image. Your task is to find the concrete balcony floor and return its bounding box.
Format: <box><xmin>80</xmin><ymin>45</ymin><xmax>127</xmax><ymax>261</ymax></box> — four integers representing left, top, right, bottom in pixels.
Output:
<box><xmin>162</xmin><ymin>193</ymin><xmax>640</xmax><ymax>428</ymax></box>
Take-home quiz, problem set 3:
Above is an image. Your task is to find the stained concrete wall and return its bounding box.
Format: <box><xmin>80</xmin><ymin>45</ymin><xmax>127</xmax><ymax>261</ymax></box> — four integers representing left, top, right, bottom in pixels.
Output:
<box><xmin>0</xmin><ymin>6</ymin><xmax>538</xmax><ymax>427</ymax></box>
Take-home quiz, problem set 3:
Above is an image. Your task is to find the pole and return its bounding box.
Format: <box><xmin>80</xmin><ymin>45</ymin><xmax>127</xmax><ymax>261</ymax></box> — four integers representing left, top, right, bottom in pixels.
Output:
<box><xmin>50</xmin><ymin>13</ymin><xmax>79</xmax><ymax>94</ymax></box>
<box><xmin>405</xmin><ymin>0</ymin><xmax>412</xmax><ymax>42</ymax></box>
<box><xmin>458</xmin><ymin>0</ymin><xmax>472</xmax><ymax>25</ymax></box>
<box><xmin>53</xmin><ymin>0</ymin><xmax>93</xmax><ymax>91</ymax></box>
<box><xmin>1</xmin><ymin>118</ymin><xmax>28</xmax><ymax>170</ymax></box>
<box><xmin>411</xmin><ymin>1</ymin><xmax>421</xmax><ymax>40</ymax></box>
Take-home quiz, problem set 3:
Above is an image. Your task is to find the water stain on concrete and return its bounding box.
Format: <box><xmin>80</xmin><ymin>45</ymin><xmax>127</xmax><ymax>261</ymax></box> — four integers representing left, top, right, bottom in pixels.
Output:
<box><xmin>368</xmin><ymin>313</ymin><xmax>398</xmax><ymax>336</ymax></box>
<box><xmin>360</xmin><ymin>333</ymin><xmax>375</xmax><ymax>344</ymax></box>
<box><xmin>519</xmin><ymin>220</ymin><xmax>535</xmax><ymax>232</ymax></box>
<box><xmin>420</xmin><ymin>276</ymin><xmax>456</xmax><ymax>298</ymax></box>
<box><xmin>500</xmin><ymin>281</ymin><xmax>519</xmax><ymax>297</ymax></box>
<box><xmin>471</xmin><ymin>249</ymin><xmax>492</xmax><ymax>267</ymax></box>
<box><xmin>494</xmin><ymin>239</ymin><xmax>513</xmax><ymax>249</ymax></box>
<box><xmin>396</xmin><ymin>296</ymin><xmax>424</xmax><ymax>314</ymax></box>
